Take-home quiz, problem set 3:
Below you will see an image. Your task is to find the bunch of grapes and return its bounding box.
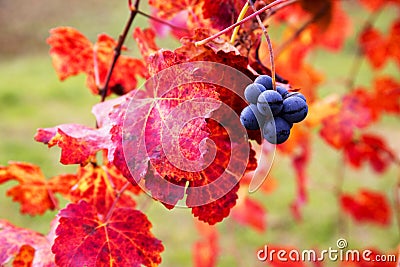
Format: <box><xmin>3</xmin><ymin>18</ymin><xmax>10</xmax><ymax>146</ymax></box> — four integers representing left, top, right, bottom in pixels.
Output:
<box><xmin>240</xmin><ymin>75</ymin><xmax>308</xmax><ymax>144</ymax></box>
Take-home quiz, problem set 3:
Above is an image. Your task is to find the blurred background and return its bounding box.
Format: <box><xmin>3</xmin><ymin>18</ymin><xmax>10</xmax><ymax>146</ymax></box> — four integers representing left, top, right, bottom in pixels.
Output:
<box><xmin>0</xmin><ymin>1</ymin><xmax>399</xmax><ymax>266</ymax></box>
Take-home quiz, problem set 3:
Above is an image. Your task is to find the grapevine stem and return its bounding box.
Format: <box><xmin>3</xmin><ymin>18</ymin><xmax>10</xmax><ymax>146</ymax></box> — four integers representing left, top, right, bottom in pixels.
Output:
<box><xmin>136</xmin><ymin>10</ymin><xmax>189</xmax><ymax>33</ymax></box>
<box><xmin>248</xmin><ymin>0</ymin><xmax>276</xmax><ymax>90</ymax></box>
<box><xmin>230</xmin><ymin>2</ymin><xmax>249</xmax><ymax>44</ymax></box>
<box><xmin>99</xmin><ymin>0</ymin><xmax>141</xmax><ymax>102</ymax></box>
<box><xmin>346</xmin><ymin>7</ymin><xmax>383</xmax><ymax>91</ymax></box>
<box><xmin>104</xmin><ymin>181</ymin><xmax>131</xmax><ymax>222</ymax></box>
<box><xmin>195</xmin><ymin>0</ymin><xmax>299</xmax><ymax>47</ymax></box>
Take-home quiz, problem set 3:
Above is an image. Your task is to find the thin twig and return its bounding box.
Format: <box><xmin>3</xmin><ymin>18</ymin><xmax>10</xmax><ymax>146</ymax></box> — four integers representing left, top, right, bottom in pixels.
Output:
<box><xmin>195</xmin><ymin>0</ymin><xmax>299</xmax><ymax>46</ymax></box>
<box><xmin>248</xmin><ymin>0</ymin><xmax>277</xmax><ymax>90</ymax></box>
<box><xmin>99</xmin><ymin>0</ymin><xmax>141</xmax><ymax>102</ymax></box>
<box><xmin>346</xmin><ymin>7</ymin><xmax>384</xmax><ymax>91</ymax></box>
<box><xmin>136</xmin><ymin>10</ymin><xmax>189</xmax><ymax>33</ymax></box>
<box><xmin>105</xmin><ymin>181</ymin><xmax>131</xmax><ymax>222</ymax></box>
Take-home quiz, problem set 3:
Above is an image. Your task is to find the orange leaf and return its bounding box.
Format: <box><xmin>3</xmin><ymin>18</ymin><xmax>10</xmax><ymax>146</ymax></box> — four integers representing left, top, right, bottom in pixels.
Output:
<box><xmin>305</xmin><ymin>94</ymin><xmax>340</xmax><ymax>127</ymax></box>
<box><xmin>69</xmin><ymin>164</ymin><xmax>138</xmax><ymax>216</ymax></box>
<box><xmin>340</xmin><ymin>189</ymin><xmax>392</xmax><ymax>225</ymax></box>
<box><xmin>12</xmin><ymin>245</ymin><xmax>35</xmax><ymax>267</ymax></box>
<box><xmin>0</xmin><ymin>162</ymin><xmax>76</xmax><ymax>215</ymax></box>
<box><xmin>52</xmin><ymin>201</ymin><xmax>163</xmax><ymax>267</ymax></box>
<box><xmin>47</xmin><ymin>27</ymin><xmax>147</xmax><ymax>95</ymax></box>
<box><xmin>0</xmin><ymin>220</ymin><xmax>54</xmax><ymax>266</ymax></box>
<box><xmin>47</xmin><ymin>27</ymin><xmax>93</xmax><ymax>80</ymax></box>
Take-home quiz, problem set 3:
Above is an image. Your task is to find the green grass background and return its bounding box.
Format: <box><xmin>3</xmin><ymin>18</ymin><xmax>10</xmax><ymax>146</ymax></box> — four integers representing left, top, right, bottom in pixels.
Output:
<box><xmin>0</xmin><ymin>1</ymin><xmax>399</xmax><ymax>266</ymax></box>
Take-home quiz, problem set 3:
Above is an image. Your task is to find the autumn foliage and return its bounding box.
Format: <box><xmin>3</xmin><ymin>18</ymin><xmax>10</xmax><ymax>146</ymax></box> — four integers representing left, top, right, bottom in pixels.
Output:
<box><xmin>1</xmin><ymin>0</ymin><xmax>400</xmax><ymax>266</ymax></box>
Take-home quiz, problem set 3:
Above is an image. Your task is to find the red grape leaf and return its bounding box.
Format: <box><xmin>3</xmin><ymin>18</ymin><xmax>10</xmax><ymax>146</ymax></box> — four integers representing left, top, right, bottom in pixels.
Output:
<box><xmin>320</xmin><ymin>90</ymin><xmax>372</xmax><ymax>149</ymax></box>
<box><xmin>35</xmin><ymin>124</ymin><xmax>114</xmax><ymax>165</ymax></box>
<box><xmin>359</xmin><ymin>26</ymin><xmax>388</xmax><ymax>69</ymax></box>
<box><xmin>0</xmin><ymin>162</ymin><xmax>76</xmax><ymax>215</ymax></box>
<box><xmin>340</xmin><ymin>189</ymin><xmax>392</xmax><ymax>225</ymax></box>
<box><xmin>231</xmin><ymin>195</ymin><xmax>266</xmax><ymax>232</ymax></box>
<box><xmin>93</xmin><ymin>34</ymin><xmax>256</xmax><ymax>224</ymax></box>
<box><xmin>0</xmin><ymin>220</ymin><xmax>54</xmax><ymax>267</ymax></box>
<box><xmin>52</xmin><ymin>200</ymin><xmax>163</xmax><ymax>267</ymax></box>
<box><xmin>69</xmin><ymin>163</ymin><xmax>138</xmax><ymax>216</ymax></box>
<box><xmin>193</xmin><ymin>221</ymin><xmax>219</xmax><ymax>267</ymax></box>
<box><xmin>371</xmin><ymin>77</ymin><xmax>400</xmax><ymax>116</ymax></box>
<box><xmin>388</xmin><ymin>19</ymin><xmax>400</xmax><ymax>67</ymax></box>
<box><xmin>47</xmin><ymin>27</ymin><xmax>147</xmax><ymax>95</ymax></box>
<box><xmin>344</xmin><ymin>134</ymin><xmax>396</xmax><ymax>173</ymax></box>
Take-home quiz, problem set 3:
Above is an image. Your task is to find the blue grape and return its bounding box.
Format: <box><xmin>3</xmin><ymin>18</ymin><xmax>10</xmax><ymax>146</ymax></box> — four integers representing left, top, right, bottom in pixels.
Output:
<box><xmin>285</xmin><ymin>92</ymin><xmax>306</xmax><ymax>102</ymax></box>
<box><xmin>254</xmin><ymin>75</ymin><xmax>273</xmax><ymax>90</ymax></box>
<box><xmin>262</xmin><ymin>117</ymin><xmax>291</xmax><ymax>144</ymax></box>
<box><xmin>276</xmin><ymin>86</ymin><xmax>289</xmax><ymax>97</ymax></box>
<box><xmin>244</xmin><ymin>83</ymin><xmax>266</xmax><ymax>104</ymax></box>
<box><xmin>257</xmin><ymin>90</ymin><xmax>283</xmax><ymax>116</ymax></box>
<box><xmin>281</xmin><ymin>96</ymin><xmax>308</xmax><ymax>123</ymax></box>
<box><xmin>240</xmin><ymin>104</ymin><xmax>266</xmax><ymax>130</ymax></box>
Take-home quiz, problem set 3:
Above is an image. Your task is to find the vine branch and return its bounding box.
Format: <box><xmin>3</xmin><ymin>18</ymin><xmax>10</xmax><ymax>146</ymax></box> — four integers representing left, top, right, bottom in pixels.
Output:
<box><xmin>346</xmin><ymin>7</ymin><xmax>384</xmax><ymax>91</ymax></box>
<box><xmin>99</xmin><ymin>0</ymin><xmax>141</xmax><ymax>102</ymax></box>
<box><xmin>248</xmin><ymin>0</ymin><xmax>277</xmax><ymax>90</ymax></box>
<box><xmin>195</xmin><ymin>0</ymin><xmax>299</xmax><ymax>46</ymax></box>
<box><xmin>136</xmin><ymin>10</ymin><xmax>189</xmax><ymax>33</ymax></box>
<box><xmin>105</xmin><ymin>181</ymin><xmax>132</xmax><ymax>222</ymax></box>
